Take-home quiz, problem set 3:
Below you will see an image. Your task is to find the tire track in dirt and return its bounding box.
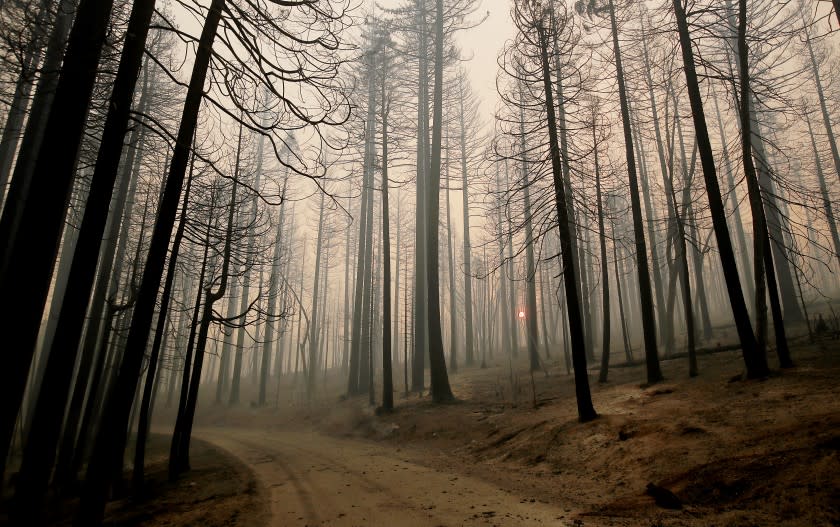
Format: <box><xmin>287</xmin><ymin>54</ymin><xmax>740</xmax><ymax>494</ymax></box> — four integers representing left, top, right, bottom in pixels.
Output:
<box><xmin>197</xmin><ymin>427</ymin><xmax>571</xmax><ymax>526</ymax></box>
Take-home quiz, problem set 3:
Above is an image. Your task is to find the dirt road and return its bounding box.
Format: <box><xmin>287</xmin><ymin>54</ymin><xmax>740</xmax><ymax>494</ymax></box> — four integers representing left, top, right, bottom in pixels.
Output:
<box><xmin>197</xmin><ymin>427</ymin><xmax>571</xmax><ymax>527</ymax></box>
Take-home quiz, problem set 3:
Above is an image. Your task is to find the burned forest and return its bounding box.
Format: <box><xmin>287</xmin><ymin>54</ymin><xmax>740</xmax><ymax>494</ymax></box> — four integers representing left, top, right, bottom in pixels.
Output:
<box><xmin>0</xmin><ymin>0</ymin><xmax>839</xmax><ymax>525</ymax></box>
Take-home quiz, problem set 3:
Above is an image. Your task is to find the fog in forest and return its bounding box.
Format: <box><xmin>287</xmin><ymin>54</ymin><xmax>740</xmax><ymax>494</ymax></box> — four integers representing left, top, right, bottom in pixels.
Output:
<box><xmin>0</xmin><ymin>0</ymin><xmax>839</xmax><ymax>525</ymax></box>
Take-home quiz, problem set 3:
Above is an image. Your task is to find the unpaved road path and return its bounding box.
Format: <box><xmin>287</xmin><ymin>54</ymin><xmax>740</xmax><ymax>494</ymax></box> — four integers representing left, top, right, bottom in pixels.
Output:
<box><xmin>197</xmin><ymin>427</ymin><xmax>571</xmax><ymax>526</ymax></box>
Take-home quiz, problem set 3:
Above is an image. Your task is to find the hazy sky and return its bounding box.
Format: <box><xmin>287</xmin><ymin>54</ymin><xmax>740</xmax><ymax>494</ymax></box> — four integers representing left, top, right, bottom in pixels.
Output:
<box><xmin>375</xmin><ymin>0</ymin><xmax>515</xmax><ymax>124</ymax></box>
<box><xmin>368</xmin><ymin>0</ymin><xmax>513</xmax><ymax>243</ymax></box>
<box><xmin>453</xmin><ymin>1</ymin><xmax>515</xmax><ymax>112</ymax></box>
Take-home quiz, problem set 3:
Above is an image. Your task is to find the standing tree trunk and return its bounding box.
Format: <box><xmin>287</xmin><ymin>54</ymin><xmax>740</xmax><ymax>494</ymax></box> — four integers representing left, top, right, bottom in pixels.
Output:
<box><xmin>751</xmin><ymin>122</ymin><xmax>804</xmax><ymax>326</ymax></box>
<box><xmin>736</xmin><ymin>0</ymin><xmax>771</xmax><ymax>375</ymax></box>
<box><xmin>381</xmin><ymin>80</ymin><xmax>394</xmax><ymax>411</ymax></box>
<box><xmin>167</xmin><ymin>189</ymin><xmax>215</xmax><ymax>479</ymax></box>
<box><xmin>393</xmin><ymin>194</ymin><xmax>401</xmax><ymax>369</ymax></box>
<box><xmin>538</xmin><ymin>262</ymin><xmax>552</xmax><ymax>357</ymax></box>
<box><xmin>612</xmin><ymin>228</ymin><xmax>633</xmax><ymax>362</ymax></box>
<box><xmin>730</xmin><ymin>0</ymin><xmax>792</xmax><ymax>368</ymax></box>
<box><xmin>53</xmin><ymin>61</ymin><xmax>151</xmax><ymax>489</ymax></box>
<box><xmin>413</xmin><ymin>0</ymin><xmax>430</xmax><ymax>393</ymax></box>
<box><xmin>458</xmin><ymin>84</ymin><xmax>475</xmax><ymax>366</ymax></box>
<box><xmin>294</xmin><ymin>245</ymin><xmax>307</xmax><ymax>380</ymax></box>
<box><xmin>504</xmin><ymin>160</ymin><xmax>519</xmax><ymax>357</ymax></box>
<box><xmin>174</xmin><ymin>176</ymin><xmax>238</xmax><ymax>478</ymax></box>
<box><xmin>404</xmin><ymin>258</ymin><xmax>410</xmax><ymax>391</ymax></box>
<box><xmin>260</xmin><ymin>179</ymin><xmax>288</xmax><ymax>406</ymax></box>
<box><xmin>426</xmin><ymin>0</ymin><xmax>454</xmax><ymax>403</ymax></box>
<box><xmin>75</xmin><ymin>1</ymin><xmax>225</xmax><ymax>522</ymax></box>
<box><xmin>231</xmin><ymin>132</ymin><xmax>265</xmax><ymax>404</ymax></box>
<box><xmin>349</xmin><ymin>43</ymin><xmax>377</xmax><ymax>395</ymax></box>
<box><xmin>639</xmin><ymin>12</ymin><xmax>679</xmax><ymax>348</ymax></box>
<box><xmin>358</xmin><ymin>149</ymin><xmax>376</xmax><ymax>396</ymax></box>
<box><xmin>223</xmin><ymin>126</ymin><xmax>246</xmax><ymax>404</ymax></box>
<box><xmin>805</xmin><ymin>24</ymin><xmax>840</xmax><ymax>188</ymax></box>
<box><xmin>711</xmin><ymin>91</ymin><xmax>755</xmax><ymax>304</ymax></box>
<box><xmin>806</xmin><ymin>113</ymin><xmax>840</xmax><ymax>271</ymax></box>
<box><xmin>368</xmin><ymin>208</ymin><xmax>382</xmax><ymax>405</ymax></box>
<box><xmin>133</xmin><ymin>143</ymin><xmax>198</xmax><ymax>491</ymax></box>
<box><xmin>216</xmin><ymin>278</ymin><xmax>240</xmax><ymax>401</ymax></box>
<box><xmin>518</xmin><ymin>92</ymin><xmax>541</xmax><ymax>373</ymax></box>
<box><xmin>672</xmin><ymin>179</ymin><xmax>697</xmax><ymax>376</ymax></box>
<box><xmin>22</xmin><ymin>174</ymin><xmax>86</xmax><ymax>453</ymax></box>
<box><xmin>549</xmin><ymin>4</ymin><xmax>587</xmax><ymax>358</ymax></box>
<box><xmin>671</xmin><ymin>0</ymin><xmax>765</xmax><ymax>377</ymax></box>
<box><xmin>0</xmin><ymin>0</ymin><xmax>51</xmax><ymax>196</ymax></box>
<box><xmin>671</xmin><ymin>107</ymin><xmax>713</xmax><ymax>342</ymax></box>
<box><xmin>495</xmin><ymin>165</ymin><xmax>513</xmax><ymax>362</ymax></box>
<box><xmin>594</xmin><ymin>121</ymin><xmax>611</xmax><ymax>384</ymax></box>
<box><xmin>722</xmin><ymin>0</ymin><xmax>802</xmax><ymax>328</ymax></box>
<box><xmin>445</xmin><ymin>147</ymin><xmax>458</xmax><ymax>373</ymax></box>
<box><xmin>630</xmin><ymin>109</ymin><xmax>668</xmax><ymax>350</ymax></box>
<box><xmin>308</xmin><ymin>192</ymin><xmax>326</xmax><ymax>399</ymax></box>
<box><xmin>0</xmin><ymin>0</ymin><xmax>115</xmax><ymax>481</ymax></box>
<box><xmin>607</xmin><ymin>0</ymin><xmax>662</xmax><ymax>384</ymax></box>
<box><xmin>342</xmin><ymin>193</ymin><xmax>353</xmax><ymax>373</ymax></box>
<box><xmin>537</xmin><ymin>13</ymin><xmax>596</xmax><ymax>422</ymax></box>
<box><xmin>0</xmin><ymin>0</ymin><xmax>76</xmax><ymax>231</ymax></box>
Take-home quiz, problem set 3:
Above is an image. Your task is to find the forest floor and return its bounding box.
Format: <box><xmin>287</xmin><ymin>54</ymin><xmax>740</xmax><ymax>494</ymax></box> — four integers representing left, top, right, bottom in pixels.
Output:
<box><xmin>0</xmin><ymin>435</ymin><xmax>268</xmax><ymax>526</ymax></box>
<box><xmin>8</xmin><ymin>334</ymin><xmax>836</xmax><ymax>526</ymax></box>
<box><xmin>186</xmin><ymin>333</ymin><xmax>840</xmax><ymax>527</ymax></box>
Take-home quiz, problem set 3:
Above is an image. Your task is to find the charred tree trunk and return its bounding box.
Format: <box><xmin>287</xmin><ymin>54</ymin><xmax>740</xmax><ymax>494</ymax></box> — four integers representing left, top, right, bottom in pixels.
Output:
<box><xmin>805</xmin><ymin>25</ymin><xmax>840</xmax><ymax>189</ymax></box>
<box><xmin>0</xmin><ymin>0</ymin><xmax>75</xmax><ymax>242</ymax></box>
<box><xmin>595</xmin><ymin>127</ymin><xmax>611</xmax><ymax>384</ymax></box>
<box><xmin>711</xmin><ymin>92</ymin><xmax>755</xmax><ymax>305</ymax></box>
<box><xmin>458</xmin><ymin>83</ymin><xmax>475</xmax><ymax>365</ymax></box>
<box><xmin>260</xmin><ymin>179</ymin><xmax>288</xmax><ymax>406</ymax></box>
<box><xmin>0</xmin><ymin>0</ymin><xmax>115</xmax><ymax>481</ymax></box>
<box><xmin>806</xmin><ymin>114</ymin><xmax>840</xmax><ymax>271</ymax></box>
<box><xmin>18</xmin><ymin>0</ymin><xmax>155</xmax><ymax>500</ymax></box>
<box><xmin>495</xmin><ymin>165</ymin><xmax>513</xmax><ymax>362</ymax></box>
<box><xmin>639</xmin><ymin>12</ymin><xmax>676</xmax><ymax>348</ymax></box>
<box><xmin>349</xmin><ymin>44</ymin><xmax>377</xmax><ymax>396</ymax></box>
<box><xmin>133</xmin><ymin>143</ymin><xmax>197</xmax><ymax>491</ymax></box>
<box><xmin>607</xmin><ymin>0</ymin><xmax>662</xmax><ymax>384</ymax></box>
<box><xmin>736</xmin><ymin>0</ymin><xmax>771</xmax><ymax>375</ymax></box>
<box><xmin>504</xmin><ymin>160</ymin><xmax>519</xmax><ymax>357</ymax></box>
<box><xmin>445</xmin><ymin>150</ymin><xmax>458</xmax><ymax>373</ymax></box>
<box><xmin>672</xmin><ymin>180</ymin><xmax>697</xmax><ymax>376</ymax></box>
<box><xmin>548</xmin><ymin>4</ymin><xmax>587</xmax><ymax>359</ymax></box>
<box><xmin>426</xmin><ymin>0</ymin><xmax>454</xmax><ymax>403</ymax></box>
<box><xmin>518</xmin><ymin>93</ymin><xmax>541</xmax><ymax>373</ymax></box>
<box><xmin>393</xmin><ymin>195</ymin><xmax>401</xmax><ymax>370</ymax></box>
<box><xmin>174</xmin><ymin>177</ymin><xmax>237</xmax><ymax>477</ymax></box>
<box><xmin>342</xmin><ymin>193</ymin><xmax>352</xmax><ymax>373</ymax></box>
<box><xmin>53</xmin><ymin>62</ymin><xmax>151</xmax><ymax>490</ymax></box>
<box><xmin>381</xmin><ymin>83</ymin><xmax>394</xmax><ymax>411</ymax></box>
<box><xmin>308</xmin><ymin>192</ymin><xmax>326</xmax><ymax>398</ymax></box>
<box><xmin>671</xmin><ymin>0</ymin><xmax>764</xmax><ymax>377</ymax></box>
<box><xmin>0</xmin><ymin>0</ymin><xmax>51</xmax><ymax>196</ymax></box>
<box><xmin>629</xmin><ymin>100</ymin><xmax>666</xmax><ymax>352</ymax></box>
<box><xmin>412</xmin><ymin>0</ymin><xmax>430</xmax><ymax>393</ymax></box>
<box><xmin>75</xmin><ymin>1</ymin><xmax>225</xmax><ymax>522</ymax></box>
<box><xmin>537</xmin><ymin>15</ymin><xmax>596</xmax><ymax>422</ymax></box>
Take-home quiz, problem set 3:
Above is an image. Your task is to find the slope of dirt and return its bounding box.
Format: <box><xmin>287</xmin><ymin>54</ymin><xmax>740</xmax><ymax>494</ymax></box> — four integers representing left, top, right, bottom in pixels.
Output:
<box><xmin>8</xmin><ymin>338</ymin><xmax>838</xmax><ymax>526</ymax></box>
<box><xmin>157</xmin><ymin>338</ymin><xmax>840</xmax><ymax>526</ymax></box>
<box><xmin>97</xmin><ymin>435</ymin><xmax>268</xmax><ymax>527</ymax></box>
<box><xmin>1</xmin><ymin>435</ymin><xmax>269</xmax><ymax>527</ymax></box>
<box><xmin>268</xmin><ymin>340</ymin><xmax>840</xmax><ymax>526</ymax></box>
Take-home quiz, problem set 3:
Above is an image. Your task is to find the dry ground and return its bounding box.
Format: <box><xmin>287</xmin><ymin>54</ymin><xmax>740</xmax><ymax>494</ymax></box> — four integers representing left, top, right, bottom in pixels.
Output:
<box><xmin>5</xmin><ymin>335</ymin><xmax>839</xmax><ymax>526</ymax></box>
<box><xmin>0</xmin><ymin>435</ymin><xmax>268</xmax><ymax>526</ymax></box>
<box><xmin>187</xmin><ymin>336</ymin><xmax>840</xmax><ymax>526</ymax></box>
